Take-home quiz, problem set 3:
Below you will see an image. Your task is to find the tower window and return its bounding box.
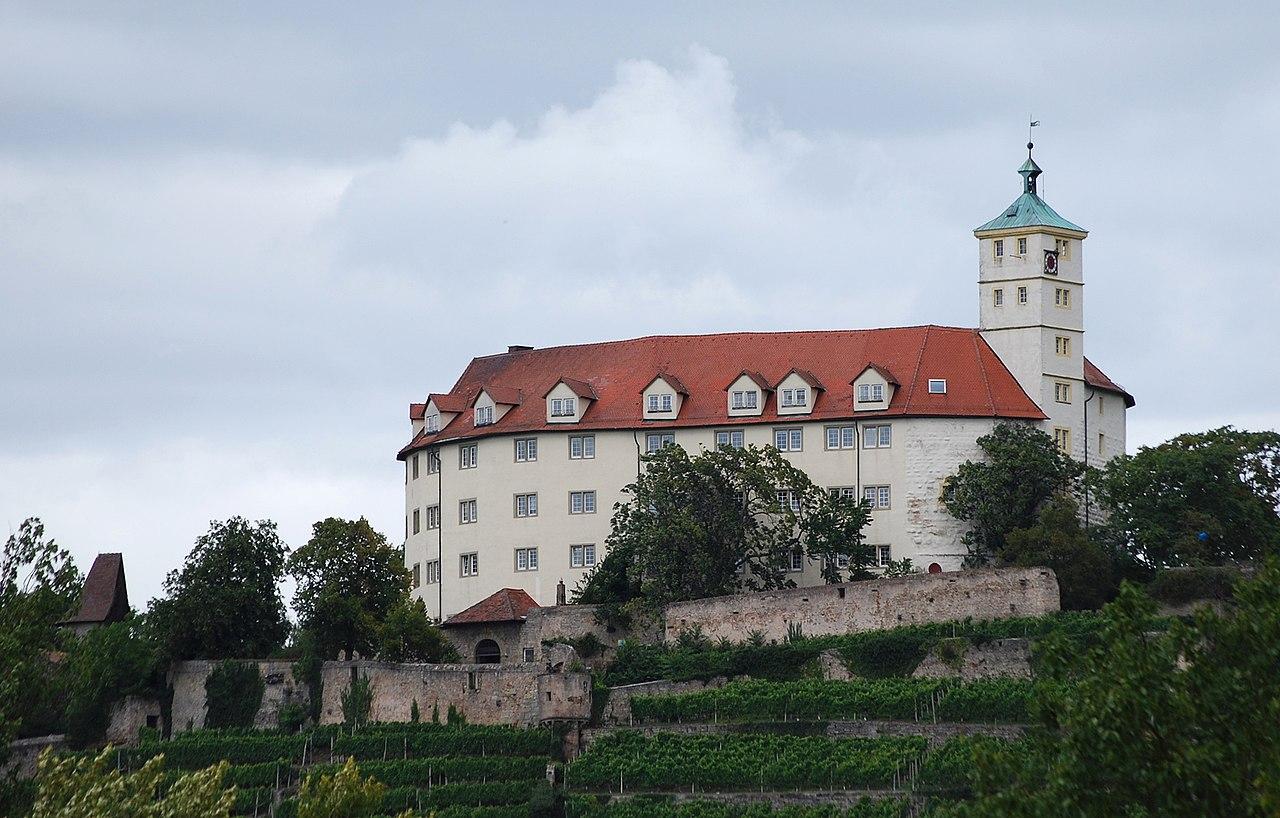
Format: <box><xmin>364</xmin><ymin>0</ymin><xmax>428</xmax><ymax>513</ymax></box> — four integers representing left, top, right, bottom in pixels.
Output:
<box><xmin>1017</xmin><ymin>286</ymin><xmax>1028</xmax><ymax>304</ymax></box>
<box><xmin>1054</xmin><ymin>382</ymin><xmax>1072</xmax><ymax>404</ymax></box>
<box><xmin>993</xmin><ymin>239</ymin><xmax>1004</xmax><ymax>258</ymax></box>
<box><xmin>1053</xmin><ymin>428</ymin><xmax>1071</xmax><ymax>453</ymax></box>
<box><xmin>1017</xmin><ymin>238</ymin><xmax>1027</xmax><ymax>255</ymax></box>
<box><xmin>1056</xmin><ymin>238</ymin><xmax>1071</xmax><ymax>259</ymax></box>
<box><xmin>1055</xmin><ymin>336</ymin><xmax>1071</xmax><ymax>356</ymax></box>
<box><xmin>1054</xmin><ymin>287</ymin><xmax>1071</xmax><ymax>308</ymax></box>
<box><xmin>993</xmin><ymin>288</ymin><xmax>1004</xmax><ymax>307</ymax></box>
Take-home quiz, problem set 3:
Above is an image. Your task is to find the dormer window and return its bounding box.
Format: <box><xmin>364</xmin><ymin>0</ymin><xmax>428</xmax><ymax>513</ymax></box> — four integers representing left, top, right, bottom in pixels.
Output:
<box><xmin>475</xmin><ymin>406</ymin><xmax>494</xmax><ymax>426</ymax></box>
<box><xmin>550</xmin><ymin>397</ymin><xmax>576</xmax><ymax>417</ymax></box>
<box><xmin>857</xmin><ymin>383</ymin><xmax>884</xmax><ymax>403</ymax></box>
<box><xmin>426</xmin><ymin>414</ymin><xmax>440</xmax><ymax>433</ymax></box>
<box><xmin>647</xmin><ymin>393</ymin><xmax>673</xmax><ymax>413</ymax></box>
<box><xmin>731</xmin><ymin>390</ymin><xmax>758</xmax><ymax>410</ymax></box>
<box><xmin>928</xmin><ymin>379</ymin><xmax>947</xmax><ymax>394</ymax></box>
<box><xmin>780</xmin><ymin>388</ymin><xmax>807</xmax><ymax>407</ymax></box>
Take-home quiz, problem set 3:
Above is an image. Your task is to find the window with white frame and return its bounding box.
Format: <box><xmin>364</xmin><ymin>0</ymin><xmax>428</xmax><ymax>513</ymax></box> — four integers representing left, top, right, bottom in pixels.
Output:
<box><xmin>1055</xmin><ymin>238</ymin><xmax>1071</xmax><ymax>259</ymax></box>
<box><xmin>425</xmin><ymin>505</ymin><xmax>440</xmax><ymax>530</ymax></box>
<box><xmin>522</xmin><ymin>647</ymin><xmax>536</xmax><ymax>663</ymax></box>
<box><xmin>1055</xmin><ymin>287</ymin><xmax>1071</xmax><ymax>307</ymax></box>
<box><xmin>459</xmin><ymin>499</ymin><xmax>477</xmax><ymax>524</ymax></box>
<box><xmin>570</xmin><ymin>544</ymin><xmax>597</xmax><ymax>568</ymax></box>
<box><xmin>788</xmin><ymin>547</ymin><xmax>804</xmax><ymax>572</ymax></box>
<box><xmin>993</xmin><ymin>288</ymin><xmax>1004</xmax><ymax>307</ymax></box>
<box><xmin>514</xmin><ymin>547</ymin><xmax>539</xmax><ymax>572</ymax></box>
<box><xmin>993</xmin><ymin>239</ymin><xmax>1004</xmax><ymax>258</ymax></box>
<box><xmin>1053</xmin><ymin>427</ymin><xmax>1071</xmax><ymax>453</ymax></box>
<box><xmin>645</xmin><ymin>433</ymin><xmax>675</xmax><ymax>453</ymax></box>
<box><xmin>460</xmin><ymin>552</ymin><xmax>478</xmax><ymax>577</ymax></box>
<box><xmin>411</xmin><ymin>453</ymin><xmax>420</xmax><ymax>480</ymax></box>
<box><xmin>550</xmin><ymin>397</ymin><xmax>577</xmax><ymax>417</ymax></box>
<box><xmin>928</xmin><ymin>379</ymin><xmax>947</xmax><ymax>394</ymax></box>
<box><xmin>830</xmin><ymin>486</ymin><xmax>858</xmax><ymax>500</ymax></box>
<box><xmin>569</xmin><ymin>434</ymin><xmax>595</xmax><ymax>459</ymax></box>
<box><xmin>773</xmin><ymin>428</ymin><xmax>803</xmax><ymax>452</ymax></box>
<box><xmin>857</xmin><ymin>383</ymin><xmax>885</xmax><ymax>403</ymax></box>
<box><xmin>426</xmin><ymin>414</ymin><xmax>440</xmax><ymax>433</ymax></box>
<box><xmin>459</xmin><ymin>443</ymin><xmax>477</xmax><ymax>469</ymax></box>
<box><xmin>569</xmin><ymin>490</ymin><xmax>597</xmax><ymax>514</ymax></box>
<box><xmin>427</xmin><ymin>449</ymin><xmax>440</xmax><ymax>474</ymax></box>
<box><xmin>826</xmin><ymin>425</ymin><xmax>857</xmax><ymax>450</ymax></box>
<box><xmin>831</xmin><ymin>553</ymin><xmax>850</xmax><ymax>569</ymax></box>
<box><xmin>731</xmin><ymin>390</ymin><xmax>759</xmax><ymax>410</ymax></box>
<box><xmin>647</xmin><ymin>393</ymin><xmax>674</xmax><ymax>413</ymax></box>
<box><xmin>715</xmin><ymin>429</ymin><xmax>745</xmax><ymax>449</ymax></box>
<box><xmin>1017</xmin><ymin>286</ymin><xmax>1027</xmax><ymax>304</ymax></box>
<box><xmin>411</xmin><ymin>563</ymin><xmax>420</xmax><ymax>588</ymax></box>
<box><xmin>1017</xmin><ymin>237</ymin><xmax>1027</xmax><ymax>255</ymax></box>
<box><xmin>514</xmin><ymin>493</ymin><xmax>538</xmax><ymax>518</ymax></box>
<box><xmin>863</xmin><ymin>424</ymin><xmax>892</xmax><ymax>449</ymax></box>
<box><xmin>1054</xmin><ymin>382</ymin><xmax>1072</xmax><ymax>404</ymax></box>
<box><xmin>1055</xmin><ymin>336</ymin><xmax>1071</xmax><ymax>357</ymax></box>
<box><xmin>775</xmin><ymin>489</ymin><xmax>801</xmax><ymax>512</ymax></box>
<box><xmin>412</xmin><ymin>508</ymin><xmax>420</xmax><ymax>534</ymax></box>
<box><xmin>781</xmin><ymin>387</ymin><xmax>808</xmax><ymax>407</ymax></box>
<box><xmin>863</xmin><ymin>485</ymin><xmax>891</xmax><ymax>509</ymax></box>
<box><xmin>515</xmin><ymin>437</ymin><xmax>538</xmax><ymax>462</ymax></box>
<box><xmin>475</xmin><ymin>405</ymin><xmax>494</xmax><ymax>426</ymax></box>
<box><xmin>877</xmin><ymin>545</ymin><xmax>892</xmax><ymax>567</ymax></box>
<box><xmin>424</xmin><ymin>559</ymin><xmax>440</xmax><ymax>585</ymax></box>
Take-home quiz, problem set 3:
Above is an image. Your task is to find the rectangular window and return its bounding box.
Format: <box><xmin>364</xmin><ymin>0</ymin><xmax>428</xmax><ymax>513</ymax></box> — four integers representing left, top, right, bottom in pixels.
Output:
<box><xmin>522</xmin><ymin>647</ymin><xmax>536</xmax><ymax>663</ymax></box>
<box><xmin>857</xmin><ymin>383</ymin><xmax>885</xmax><ymax>403</ymax></box>
<box><xmin>715</xmin><ymin>429</ymin><xmax>745</xmax><ymax>449</ymax></box>
<box><xmin>1054</xmin><ymin>427</ymin><xmax>1071</xmax><ymax>453</ymax></box>
<box><xmin>411</xmin><ymin>453</ymin><xmax>420</xmax><ymax>480</ymax></box>
<box><xmin>425</xmin><ymin>505</ymin><xmax>440</xmax><ymax>530</ymax></box>
<box><xmin>1017</xmin><ymin>286</ymin><xmax>1027</xmax><ymax>304</ymax></box>
<box><xmin>774</xmin><ymin>428</ymin><xmax>803</xmax><ymax>451</ymax></box>
<box><xmin>825</xmin><ymin>425</ymin><xmax>856</xmax><ymax>450</ymax></box>
<box><xmin>515</xmin><ymin>437</ymin><xmax>538</xmax><ymax>462</ymax></box>
<box><xmin>830</xmin><ymin>486</ymin><xmax>858</xmax><ymax>500</ymax></box>
<box><xmin>550</xmin><ymin>397</ymin><xmax>577</xmax><ymax>417</ymax></box>
<box><xmin>1055</xmin><ymin>382</ymin><xmax>1072</xmax><ymax>404</ymax></box>
<box><xmin>411</xmin><ymin>563</ymin><xmax>420</xmax><ymax>589</ymax></box>
<box><xmin>515</xmin><ymin>547</ymin><xmax>539</xmax><ymax>572</ymax></box>
<box><xmin>412</xmin><ymin>508</ymin><xmax>421</xmax><ymax>535</ymax></box>
<box><xmin>1056</xmin><ymin>238</ymin><xmax>1071</xmax><ymax>259</ymax></box>
<box><xmin>475</xmin><ymin>405</ymin><xmax>494</xmax><ymax>426</ymax></box>
<box><xmin>459</xmin><ymin>444</ymin><xmax>477</xmax><ymax>469</ymax></box>
<box><xmin>570</xmin><ymin>544</ymin><xmax>597</xmax><ymax>568</ymax></box>
<box><xmin>1017</xmin><ymin>237</ymin><xmax>1027</xmax><ymax>255</ymax></box>
<box><xmin>775</xmin><ymin>489</ymin><xmax>801</xmax><ymax>512</ymax></box>
<box><xmin>781</xmin><ymin>387</ymin><xmax>808</xmax><ymax>407</ymax></box>
<box><xmin>1098</xmin><ymin>432</ymin><xmax>1105</xmax><ymax>455</ymax></box>
<box><xmin>928</xmin><ymin>379</ymin><xmax>947</xmax><ymax>394</ymax></box>
<box><xmin>460</xmin><ymin>552</ymin><xmax>479</xmax><ymax>577</ymax></box>
<box><xmin>568</xmin><ymin>434</ymin><xmax>596</xmax><ymax>459</ymax></box>
<box><xmin>789</xmin><ymin>547</ymin><xmax>804</xmax><ymax>572</ymax></box>
<box><xmin>993</xmin><ymin>288</ymin><xmax>1004</xmax><ymax>307</ymax></box>
<box><xmin>863</xmin><ymin>485</ymin><xmax>891</xmax><ymax>509</ymax></box>
<box><xmin>647</xmin><ymin>393</ymin><xmax>674</xmax><ymax>413</ymax></box>
<box><xmin>1055</xmin><ymin>336</ymin><xmax>1071</xmax><ymax>357</ymax></box>
<box><xmin>459</xmin><ymin>499</ymin><xmax>477</xmax><ymax>524</ymax></box>
<box><xmin>1098</xmin><ymin>395</ymin><xmax>1105</xmax><ymax>415</ymax></box>
<box><xmin>426</xmin><ymin>415</ymin><xmax>440</xmax><ymax>433</ymax></box>
<box><xmin>731</xmin><ymin>390</ymin><xmax>759</xmax><ymax>410</ymax></box>
<box><xmin>645</xmin><ymin>433</ymin><xmax>675</xmax><ymax>453</ymax></box>
<box><xmin>1055</xmin><ymin>287</ymin><xmax>1071</xmax><ymax>308</ymax></box>
<box><xmin>515</xmin><ymin>493</ymin><xmax>538</xmax><ymax>518</ymax></box>
<box><xmin>993</xmin><ymin>239</ymin><xmax>1004</xmax><ymax>258</ymax></box>
<box><xmin>569</xmin><ymin>491</ymin><xmax>597</xmax><ymax>514</ymax></box>
<box><xmin>863</xmin><ymin>424</ymin><xmax>892</xmax><ymax>449</ymax></box>
<box><xmin>425</xmin><ymin>560</ymin><xmax>440</xmax><ymax>585</ymax></box>
<box><xmin>877</xmin><ymin>546</ymin><xmax>892</xmax><ymax>567</ymax></box>
<box><xmin>427</xmin><ymin>449</ymin><xmax>440</xmax><ymax>474</ymax></box>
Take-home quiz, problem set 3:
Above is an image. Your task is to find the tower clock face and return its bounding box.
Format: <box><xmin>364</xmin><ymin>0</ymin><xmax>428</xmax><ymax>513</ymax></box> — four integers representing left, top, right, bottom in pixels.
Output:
<box><xmin>1044</xmin><ymin>250</ymin><xmax>1059</xmax><ymax>275</ymax></box>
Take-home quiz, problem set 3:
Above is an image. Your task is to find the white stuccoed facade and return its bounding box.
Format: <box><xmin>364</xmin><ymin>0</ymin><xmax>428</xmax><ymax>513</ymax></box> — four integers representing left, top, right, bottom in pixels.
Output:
<box><xmin>400</xmin><ymin>148</ymin><xmax>1133</xmax><ymax>622</ymax></box>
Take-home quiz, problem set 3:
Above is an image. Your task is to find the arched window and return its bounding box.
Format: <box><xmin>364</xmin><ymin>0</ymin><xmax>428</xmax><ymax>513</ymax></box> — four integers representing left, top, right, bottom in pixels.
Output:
<box><xmin>475</xmin><ymin>639</ymin><xmax>501</xmax><ymax>664</ymax></box>
<box><xmin>928</xmin><ymin>562</ymin><xmax>943</xmax><ymax>574</ymax></box>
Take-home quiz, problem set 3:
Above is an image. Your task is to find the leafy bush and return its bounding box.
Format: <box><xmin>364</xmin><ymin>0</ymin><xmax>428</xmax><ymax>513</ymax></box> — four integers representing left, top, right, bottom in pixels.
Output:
<box><xmin>341</xmin><ymin>674</ymin><xmax>373</xmax><ymax>729</ymax></box>
<box><xmin>204</xmin><ymin>660</ymin><xmax>264</xmax><ymax>729</ymax></box>
<box><xmin>278</xmin><ymin>701</ymin><xmax>307</xmax><ymax>734</ymax></box>
<box><xmin>567</xmin><ymin>731</ymin><xmax>924</xmax><ymax>791</ymax></box>
<box><xmin>1147</xmin><ymin>566</ymin><xmax>1240</xmax><ymax>605</ymax></box>
<box><xmin>297</xmin><ymin>757</ymin><xmax>385</xmax><ymax>818</ymax></box>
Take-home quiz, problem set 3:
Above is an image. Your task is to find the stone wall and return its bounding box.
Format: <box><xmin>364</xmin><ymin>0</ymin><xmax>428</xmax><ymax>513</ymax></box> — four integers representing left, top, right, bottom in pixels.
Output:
<box><xmin>599</xmin><ymin>678</ymin><xmax>732</xmax><ymax>725</ymax></box>
<box><xmin>4</xmin><ymin>735</ymin><xmax>66</xmax><ymax>780</ymax></box>
<box><xmin>661</xmin><ymin>567</ymin><xmax>1059</xmax><ymax>643</ymax></box>
<box><xmin>170</xmin><ymin>660</ymin><xmax>308</xmax><ymax>734</ymax></box>
<box><xmin>106</xmin><ymin>694</ymin><xmax>163</xmax><ymax>745</ymax></box>
<box><xmin>319</xmin><ymin>660</ymin><xmax>591</xmax><ymax>727</ymax></box>
<box><xmin>912</xmin><ymin>638</ymin><xmax>1032</xmax><ymax>681</ymax></box>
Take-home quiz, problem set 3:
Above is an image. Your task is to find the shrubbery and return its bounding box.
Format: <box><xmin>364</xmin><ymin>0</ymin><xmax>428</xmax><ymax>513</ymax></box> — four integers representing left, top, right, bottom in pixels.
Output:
<box><xmin>1147</xmin><ymin>566</ymin><xmax>1240</xmax><ymax>605</ymax></box>
<box><xmin>204</xmin><ymin>660</ymin><xmax>264</xmax><ymax>729</ymax></box>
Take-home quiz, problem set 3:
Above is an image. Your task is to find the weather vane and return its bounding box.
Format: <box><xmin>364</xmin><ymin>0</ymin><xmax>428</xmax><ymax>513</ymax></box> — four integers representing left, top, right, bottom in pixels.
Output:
<box><xmin>1028</xmin><ymin>117</ymin><xmax>1040</xmax><ymax>152</ymax></box>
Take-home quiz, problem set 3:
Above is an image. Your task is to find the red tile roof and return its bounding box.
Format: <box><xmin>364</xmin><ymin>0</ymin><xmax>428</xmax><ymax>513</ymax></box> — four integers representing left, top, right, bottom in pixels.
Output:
<box><xmin>442</xmin><ymin>588</ymin><xmax>539</xmax><ymax>627</ymax></box>
<box><xmin>545</xmin><ymin>376</ymin><xmax>599</xmax><ymax>401</ymax></box>
<box><xmin>644</xmin><ymin>372</ymin><xmax>689</xmax><ymax>395</ymax></box>
<box><xmin>476</xmin><ymin>385</ymin><xmax>524</xmax><ymax>407</ymax></box>
<box><xmin>727</xmin><ymin>370</ymin><xmax>773</xmax><ymax>392</ymax></box>
<box><xmin>409</xmin><ymin>403</ymin><xmax>427</xmax><ymax>421</ymax></box>
<box><xmin>429</xmin><ymin>392</ymin><xmax>469</xmax><ymax>413</ymax></box>
<box><xmin>61</xmin><ymin>553</ymin><xmax>128</xmax><ymax>626</ymax></box>
<box><xmin>780</xmin><ymin>368</ymin><xmax>826</xmax><ymax>391</ymax></box>
<box><xmin>1084</xmin><ymin>357</ymin><xmax>1136</xmax><ymax>407</ymax></box>
<box><xmin>856</xmin><ymin>363</ymin><xmax>901</xmax><ymax>387</ymax></box>
<box><xmin>400</xmin><ymin>325</ymin><xmax>1047</xmax><ymax>459</ymax></box>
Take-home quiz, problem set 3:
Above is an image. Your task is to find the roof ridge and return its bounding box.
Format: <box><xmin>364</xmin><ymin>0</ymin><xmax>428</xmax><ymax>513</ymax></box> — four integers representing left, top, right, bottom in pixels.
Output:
<box><xmin>902</xmin><ymin>326</ymin><xmax>931</xmax><ymax>409</ymax></box>
<box><xmin>971</xmin><ymin>331</ymin><xmax>997</xmax><ymax>415</ymax></box>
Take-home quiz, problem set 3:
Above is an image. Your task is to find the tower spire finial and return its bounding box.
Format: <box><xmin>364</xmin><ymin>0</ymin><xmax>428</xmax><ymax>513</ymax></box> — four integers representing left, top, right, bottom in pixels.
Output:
<box><xmin>1018</xmin><ymin>122</ymin><xmax>1042</xmax><ymax>196</ymax></box>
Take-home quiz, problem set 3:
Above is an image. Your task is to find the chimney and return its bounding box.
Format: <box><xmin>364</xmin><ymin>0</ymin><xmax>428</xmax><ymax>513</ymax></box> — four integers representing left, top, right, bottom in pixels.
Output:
<box><xmin>507</xmin><ymin>345</ymin><xmax>534</xmax><ymax>353</ymax></box>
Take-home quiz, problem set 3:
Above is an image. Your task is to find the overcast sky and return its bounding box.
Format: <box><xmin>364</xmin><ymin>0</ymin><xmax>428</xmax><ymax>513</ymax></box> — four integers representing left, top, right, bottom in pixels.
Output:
<box><xmin>3</xmin><ymin>2</ymin><xmax>1278</xmax><ymax>606</ymax></box>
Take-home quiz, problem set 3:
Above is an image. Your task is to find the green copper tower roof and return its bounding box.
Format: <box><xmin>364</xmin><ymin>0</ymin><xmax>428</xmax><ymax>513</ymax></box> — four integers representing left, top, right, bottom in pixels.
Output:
<box><xmin>974</xmin><ymin>143</ymin><xmax>1086</xmax><ymax>235</ymax></box>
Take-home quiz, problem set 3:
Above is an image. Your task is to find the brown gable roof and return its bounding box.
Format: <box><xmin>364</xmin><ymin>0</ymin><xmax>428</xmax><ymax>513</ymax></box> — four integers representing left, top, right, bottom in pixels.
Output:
<box><xmin>474</xmin><ymin>385</ymin><xmax>524</xmax><ymax>407</ymax></box>
<box><xmin>544</xmin><ymin>376</ymin><xmax>599</xmax><ymax>401</ymax></box>
<box><xmin>61</xmin><ymin>553</ymin><xmax>128</xmax><ymax>626</ymax></box>
<box><xmin>777</xmin><ymin>368</ymin><xmax>826</xmax><ymax>391</ymax></box>
<box><xmin>400</xmin><ymin>326</ymin><xmax>1047</xmax><ymax>459</ymax></box>
<box><xmin>642</xmin><ymin>372</ymin><xmax>689</xmax><ymax>396</ymax></box>
<box><xmin>726</xmin><ymin>370</ymin><xmax>772</xmax><ymax>391</ymax></box>
<box><xmin>428</xmin><ymin>392</ymin><xmax>469</xmax><ymax>413</ymax></box>
<box><xmin>1084</xmin><ymin>358</ymin><xmax>1136</xmax><ymax>408</ymax></box>
<box><xmin>442</xmin><ymin>588</ymin><xmax>539</xmax><ymax>627</ymax></box>
<box><xmin>853</xmin><ymin>362</ymin><xmax>901</xmax><ymax>387</ymax></box>
<box><xmin>409</xmin><ymin>403</ymin><xmax>427</xmax><ymax>421</ymax></box>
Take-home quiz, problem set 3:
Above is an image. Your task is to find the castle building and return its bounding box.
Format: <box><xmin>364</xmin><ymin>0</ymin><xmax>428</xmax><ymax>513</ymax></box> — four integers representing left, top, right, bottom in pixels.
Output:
<box><xmin>399</xmin><ymin>146</ymin><xmax>1134</xmax><ymax>621</ymax></box>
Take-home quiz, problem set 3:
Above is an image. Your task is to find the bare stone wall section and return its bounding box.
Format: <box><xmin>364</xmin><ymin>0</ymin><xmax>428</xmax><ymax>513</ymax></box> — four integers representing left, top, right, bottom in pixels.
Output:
<box><xmin>600</xmin><ymin>678</ymin><xmax>733</xmax><ymax>725</ymax></box>
<box><xmin>4</xmin><ymin>735</ymin><xmax>66</xmax><ymax>780</ymax></box>
<box><xmin>170</xmin><ymin>660</ymin><xmax>308</xmax><ymax>734</ymax></box>
<box><xmin>661</xmin><ymin>567</ymin><xmax>1059</xmax><ymax>643</ymax></box>
<box><xmin>106</xmin><ymin>694</ymin><xmax>163</xmax><ymax>745</ymax></box>
<box><xmin>912</xmin><ymin>638</ymin><xmax>1032</xmax><ymax>681</ymax></box>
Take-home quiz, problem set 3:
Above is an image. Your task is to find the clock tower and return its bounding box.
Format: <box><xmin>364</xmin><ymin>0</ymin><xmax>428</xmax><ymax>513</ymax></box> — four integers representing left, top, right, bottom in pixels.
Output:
<box><xmin>975</xmin><ymin>143</ymin><xmax>1089</xmax><ymax>459</ymax></box>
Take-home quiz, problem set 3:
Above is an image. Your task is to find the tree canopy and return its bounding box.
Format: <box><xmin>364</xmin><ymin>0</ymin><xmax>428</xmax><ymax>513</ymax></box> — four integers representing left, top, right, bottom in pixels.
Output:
<box><xmin>1098</xmin><ymin>426</ymin><xmax>1280</xmax><ymax>567</ymax></box>
<box><xmin>575</xmin><ymin>444</ymin><xmax>872</xmax><ymax>610</ymax></box>
<box><xmin>148</xmin><ymin>517</ymin><xmax>290</xmax><ymax>661</ymax></box>
<box><xmin>33</xmin><ymin>750</ymin><xmax>234</xmax><ymax>818</ymax></box>
<box><xmin>289</xmin><ymin>517</ymin><xmax>409</xmax><ymax>660</ymax></box>
<box><xmin>377</xmin><ymin>597</ymin><xmax>458</xmax><ymax>663</ymax></box>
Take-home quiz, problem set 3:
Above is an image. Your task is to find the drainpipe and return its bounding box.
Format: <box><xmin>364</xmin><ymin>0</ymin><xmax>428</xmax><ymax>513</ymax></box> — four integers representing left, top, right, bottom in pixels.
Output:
<box><xmin>1082</xmin><ymin>390</ymin><xmax>1095</xmax><ymax>532</ymax></box>
<box><xmin>632</xmin><ymin>431</ymin><xmax>643</xmax><ymax>479</ymax></box>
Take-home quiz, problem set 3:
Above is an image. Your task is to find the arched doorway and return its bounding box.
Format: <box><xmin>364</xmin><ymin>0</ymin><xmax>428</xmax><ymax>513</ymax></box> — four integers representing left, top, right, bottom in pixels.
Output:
<box><xmin>475</xmin><ymin>639</ymin><xmax>501</xmax><ymax>664</ymax></box>
<box><xmin>928</xmin><ymin>562</ymin><xmax>943</xmax><ymax>574</ymax></box>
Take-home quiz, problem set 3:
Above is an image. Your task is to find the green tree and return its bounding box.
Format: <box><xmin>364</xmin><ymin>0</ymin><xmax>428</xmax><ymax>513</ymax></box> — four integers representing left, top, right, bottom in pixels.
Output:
<box><xmin>576</xmin><ymin>445</ymin><xmax>871</xmax><ymax>609</ymax></box>
<box><xmin>62</xmin><ymin>616</ymin><xmax>161</xmax><ymax>746</ymax></box>
<box><xmin>377</xmin><ymin>598</ymin><xmax>459</xmax><ymax>663</ymax></box>
<box><xmin>148</xmin><ymin>518</ymin><xmax>290</xmax><ymax>661</ymax></box>
<box><xmin>204</xmin><ymin>660</ymin><xmax>264</xmax><ymax>729</ymax></box>
<box><xmin>1098</xmin><ymin>426</ymin><xmax>1280</xmax><ymax>567</ymax></box>
<box><xmin>296</xmin><ymin>757</ymin><xmax>410</xmax><ymax>818</ymax></box>
<box><xmin>941</xmin><ymin>561</ymin><xmax>1280</xmax><ymax>817</ymax></box>
<box><xmin>943</xmin><ymin>422</ymin><xmax>1083</xmax><ymax>565</ymax></box>
<box><xmin>288</xmin><ymin>518</ymin><xmax>409</xmax><ymax>660</ymax></box>
<box><xmin>1001</xmin><ymin>496</ymin><xmax>1115</xmax><ymax>610</ymax></box>
<box><xmin>33</xmin><ymin>749</ymin><xmax>233</xmax><ymax>818</ymax></box>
